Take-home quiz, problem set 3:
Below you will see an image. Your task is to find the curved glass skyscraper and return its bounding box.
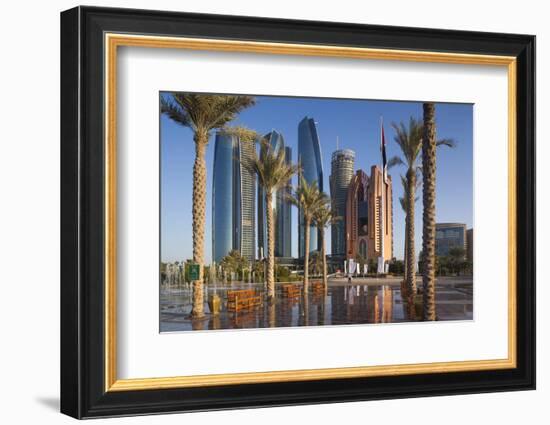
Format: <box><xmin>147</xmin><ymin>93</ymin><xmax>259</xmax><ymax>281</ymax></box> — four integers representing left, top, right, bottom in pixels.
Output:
<box><xmin>298</xmin><ymin>117</ymin><xmax>324</xmax><ymax>258</ymax></box>
<box><xmin>258</xmin><ymin>131</ymin><xmax>292</xmax><ymax>259</ymax></box>
<box><xmin>330</xmin><ymin>149</ymin><xmax>355</xmax><ymax>256</ymax></box>
<box><xmin>212</xmin><ymin>131</ymin><xmax>256</xmax><ymax>263</ymax></box>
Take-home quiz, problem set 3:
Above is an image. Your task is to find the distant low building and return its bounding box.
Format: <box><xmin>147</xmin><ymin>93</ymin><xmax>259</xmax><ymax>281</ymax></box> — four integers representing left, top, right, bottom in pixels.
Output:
<box><xmin>435</xmin><ymin>223</ymin><xmax>467</xmax><ymax>257</ymax></box>
<box><xmin>274</xmin><ymin>256</ymin><xmax>300</xmax><ymax>271</ymax></box>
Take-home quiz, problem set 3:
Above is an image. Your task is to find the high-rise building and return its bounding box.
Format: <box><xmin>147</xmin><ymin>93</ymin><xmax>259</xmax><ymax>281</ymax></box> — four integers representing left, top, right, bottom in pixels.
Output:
<box><xmin>329</xmin><ymin>149</ymin><xmax>355</xmax><ymax>256</ymax></box>
<box><xmin>212</xmin><ymin>130</ymin><xmax>256</xmax><ymax>263</ymax></box>
<box><xmin>239</xmin><ymin>130</ymin><xmax>257</xmax><ymax>261</ymax></box>
<box><xmin>435</xmin><ymin>223</ymin><xmax>467</xmax><ymax>257</ymax></box>
<box><xmin>345</xmin><ymin>166</ymin><xmax>393</xmax><ymax>262</ymax></box>
<box><xmin>258</xmin><ymin>131</ymin><xmax>292</xmax><ymax>258</ymax></box>
<box><xmin>345</xmin><ymin>169</ymin><xmax>369</xmax><ymax>260</ymax></box>
<box><xmin>278</xmin><ymin>146</ymin><xmax>293</xmax><ymax>257</ymax></box>
<box><xmin>298</xmin><ymin>116</ymin><xmax>324</xmax><ymax>258</ymax></box>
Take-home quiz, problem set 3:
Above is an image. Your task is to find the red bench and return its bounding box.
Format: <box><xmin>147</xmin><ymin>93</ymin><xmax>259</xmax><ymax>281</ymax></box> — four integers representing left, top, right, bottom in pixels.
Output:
<box><xmin>311</xmin><ymin>281</ymin><xmax>325</xmax><ymax>294</ymax></box>
<box><xmin>282</xmin><ymin>284</ymin><xmax>301</xmax><ymax>298</ymax></box>
<box><xmin>227</xmin><ymin>289</ymin><xmax>262</xmax><ymax>312</ymax></box>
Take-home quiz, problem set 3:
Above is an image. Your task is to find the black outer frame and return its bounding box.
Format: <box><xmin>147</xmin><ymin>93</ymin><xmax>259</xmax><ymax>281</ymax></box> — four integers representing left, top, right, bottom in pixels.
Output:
<box><xmin>60</xmin><ymin>5</ymin><xmax>536</xmax><ymax>419</ymax></box>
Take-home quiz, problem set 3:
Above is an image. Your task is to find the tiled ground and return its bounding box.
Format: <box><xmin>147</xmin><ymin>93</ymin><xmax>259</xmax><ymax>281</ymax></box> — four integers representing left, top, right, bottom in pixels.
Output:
<box><xmin>160</xmin><ymin>277</ymin><xmax>473</xmax><ymax>332</ymax></box>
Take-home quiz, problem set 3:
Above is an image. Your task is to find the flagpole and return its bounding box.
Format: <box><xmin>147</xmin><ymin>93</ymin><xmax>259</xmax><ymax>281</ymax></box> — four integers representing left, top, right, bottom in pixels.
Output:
<box><xmin>379</xmin><ymin>116</ymin><xmax>386</xmax><ymax>274</ymax></box>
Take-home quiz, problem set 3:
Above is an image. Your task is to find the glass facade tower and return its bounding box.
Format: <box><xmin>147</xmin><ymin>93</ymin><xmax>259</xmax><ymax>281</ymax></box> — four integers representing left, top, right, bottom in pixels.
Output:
<box><xmin>257</xmin><ymin>131</ymin><xmax>292</xmax><ymax>258</ymax></box>
<box><xmin>329</xmin><ymin>149</ymin><xmax>355</xmax><ymax>256</ymax></box>
<box><xmin>435</xmin><ymin>223</ymin><xmax>467</xmax><ymax>257</ymax></box>
<box><xmin>298</xmin><ymin>117</ymin><xmax>324</xmax><ymax>258</ymax></box>
<box><xmin>212</xmin><ymin>131</ymin><xmax>256</xmax><ymax>263</ymax></box>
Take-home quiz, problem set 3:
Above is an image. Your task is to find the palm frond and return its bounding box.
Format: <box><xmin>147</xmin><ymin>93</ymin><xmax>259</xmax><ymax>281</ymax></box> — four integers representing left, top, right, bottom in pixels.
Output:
<box><xmin>162</xmin><ymin>93</ymin><xmax>256</xmax><ymax>136</ymax></box>
<box><xmin>312</xmin><ymin>200</ymin><xmax>341</xmax><ymax>229</ymax></box>
<box><xmin>246</xmin><ymin>137</ymin><xmax>299</xmax><ymax>195</ymax></box>
<box><xmin>207</xmin><ymin>96</ymin><xmax>257</xmax><ymax>130</ymax></box>
<box><xmin>436</xmin><ymin>138</ymin><xmax>456</xmax><ymax>148</ymax></box>
<box><xmin>287</xmin><ymin>176</ymin><xmax>327</xmax><ymax>220</ymax></box>
<box><xmin>160</xmin><ymin>96</ymin><xmax>193</xmax><ymax>129</ymax></box>
<box><xmin>387</xmin><ymin>156</ymin><xmax>404</xmax><ymax>169</ymax></box>
<box><xmin>390</xmin><ymin>116</ymin><xmax>423</xmax><ymax>170</ymax></box>
<box><xmin>222</xmin><ymin>126</ymin><xmax>259</xmax><ymax>143</ymax></box>
<box><xmin>399</xmin><ymin>196</ymin><xmax>407</xmax><ymax>213</ymax></box>
<box><xmin>399</xmin><ymin>174</ymin><xmax>408</xmax><ymax>189</ymax></box>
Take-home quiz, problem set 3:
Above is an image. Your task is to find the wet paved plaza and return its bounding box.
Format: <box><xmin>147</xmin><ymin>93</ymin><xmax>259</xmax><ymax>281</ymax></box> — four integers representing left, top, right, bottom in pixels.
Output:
<box><xmin>160</xmin><ymin>277</ymin><xmax>473</xmax><ymax>332</ymax></box>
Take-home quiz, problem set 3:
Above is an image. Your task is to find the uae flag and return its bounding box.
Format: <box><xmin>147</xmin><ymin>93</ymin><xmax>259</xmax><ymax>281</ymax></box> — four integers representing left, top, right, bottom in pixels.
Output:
<box><xmin>381</xmin><ymin>121</ymin><xmax>388</xmax><ymax>183</ymax></box>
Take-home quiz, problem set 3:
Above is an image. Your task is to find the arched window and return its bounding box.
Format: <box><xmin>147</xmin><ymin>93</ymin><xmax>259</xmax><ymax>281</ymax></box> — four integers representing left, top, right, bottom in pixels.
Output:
<box><xmin>357</xmin><ymin>182</ymin><xmax>365</xmax><ymax>202</ymax></box>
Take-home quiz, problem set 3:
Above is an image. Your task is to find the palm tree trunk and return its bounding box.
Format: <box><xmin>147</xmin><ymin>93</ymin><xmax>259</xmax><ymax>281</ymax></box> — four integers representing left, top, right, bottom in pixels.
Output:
<box><xmin>303</xmin><ymin>292</ymin><xmax>310</xmax><ymax>326</ymax></box>
<box><xmin>422</xmin><ymin>103</ymin><xmax>437</xmax><ymax>321</ymax></box>
<box><xmin>265</xmin><ymin>190</ymin><xmax>276</xmax><ymax>300</ymax></box>
<box><xmin>406</xmin><ymin>168</ymin><xmax>417</xmax><ymax>296</ymax></box>
<box><xmin>191</xmin><ymin>136</ymin><xmax>207</xmax><ymax>319</ymax></box>
<box><xmin>403</xmin><ymin>216</ymin><xmax>408</xmax><ymax>290</ymax></box>
<box><xmin>268</xmin><ymin>302</ymin><xmax>276</xmax><ymax>327</ymax></box>
<box><xmin>303</xmin><ymin>218</ymin><xmax>310</xmax><ymax>294</ymax></box>
<box><xmin>320</xmin><ymin>228</ymin><xmax>328</xmax><ymax>293</ymax></box>
<box><xmin>318</xmin><ymin>293</ymin><xmax>326</xmax><ymax>325</ymax></box>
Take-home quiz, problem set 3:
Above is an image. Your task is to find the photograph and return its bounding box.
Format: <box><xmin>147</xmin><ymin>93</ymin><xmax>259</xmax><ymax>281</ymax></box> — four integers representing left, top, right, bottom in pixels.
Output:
<box><xmin>159</xmin><ymin>93</ymin><xmax>473</xmax><ymax>332</ymax></box>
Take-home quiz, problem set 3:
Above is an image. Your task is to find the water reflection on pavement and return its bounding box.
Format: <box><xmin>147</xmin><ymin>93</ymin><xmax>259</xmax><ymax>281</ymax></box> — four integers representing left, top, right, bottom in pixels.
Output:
<box><xmin>160</xmin><ymin>279</ymin><xmax>473</xmax><ymax>332</ymax></box>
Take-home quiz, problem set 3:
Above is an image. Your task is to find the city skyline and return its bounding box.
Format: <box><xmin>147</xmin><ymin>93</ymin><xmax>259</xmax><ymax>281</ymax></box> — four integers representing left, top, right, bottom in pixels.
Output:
<box><xmin>161</xmin><ymin>94</ymin><xmax>473</xmax><ymax>263</ymax></box>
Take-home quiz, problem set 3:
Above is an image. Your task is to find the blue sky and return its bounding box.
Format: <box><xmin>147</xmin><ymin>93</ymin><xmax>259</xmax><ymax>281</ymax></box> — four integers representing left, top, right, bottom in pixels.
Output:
<box><xmin>161</xmin><ymin>94</ymin><xmax>473</xmax><ymax>263</ymax></box>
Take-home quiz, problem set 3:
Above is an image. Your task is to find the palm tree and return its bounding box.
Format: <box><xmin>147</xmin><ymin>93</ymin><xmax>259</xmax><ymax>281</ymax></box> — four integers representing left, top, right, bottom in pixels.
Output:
<box><xmin>288</xmin><ymin>177</ymin><xmax>326</xmax><ymax>294</ymax></box>
<box><xmin>312</xmin><ymin>199</ymin><xmax>339</xmax><ymax>292</ymax></box>
<box><xmin>308</xmin><ymin>251</ymin><xmax>322</xmax><ymax>276</ymax></box>
<box><xmin>398</xmin><ymin>176</ymin><xmax>409</xmax><ymax>285</ymax></box>
<box><xmin>387</xmin><ymin>118</ymin><xmax>423</xmax><ymax>297</ymax></box>
<box><xmin>220</xmin><ymin>250</ymin><xmax>248</xmax><ymax>281</ymax></box>
<box><xmin>398</xmin><ymin>173</ymin><xmax>420</xmax><ymax>293</ymax></box>
<box><xmin>252</xmin><ymin>260</ymin><xmax>264</xmax><ymax>283</ymax></box>
<box><xmin>389</xmin><ymin>117</ymin><xmax>455</xmax><ymax>298</ymax></box>
<box><xmin>161</xmin><ymin>94</ymin><xmax>255</xmax><ymax>318</ymax></box>
<box><xmin>422</xmin><ymin>103</ymin><xmax>437</xmax><ymax>320</ymax></box>
<box><xmin>247</xmin><ymin>137</ymin><xmax>299</xmax><ymax>301</ymax></box>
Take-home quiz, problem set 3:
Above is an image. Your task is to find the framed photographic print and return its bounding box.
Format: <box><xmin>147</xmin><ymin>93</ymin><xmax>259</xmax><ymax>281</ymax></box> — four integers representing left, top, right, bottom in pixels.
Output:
<box><xmin>60</xmin><ymin>6</ymin><xmax>536</xmax><ymax>419</ymax></box>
